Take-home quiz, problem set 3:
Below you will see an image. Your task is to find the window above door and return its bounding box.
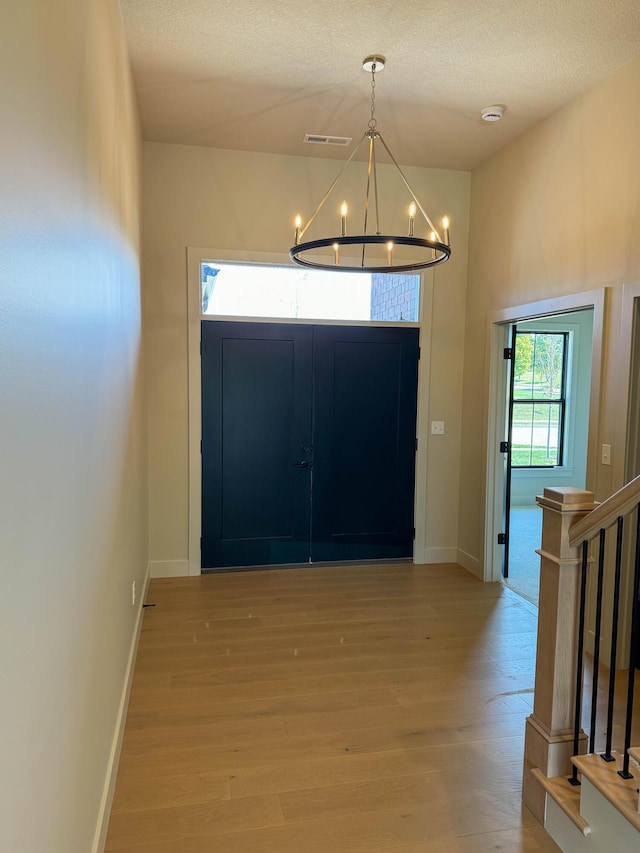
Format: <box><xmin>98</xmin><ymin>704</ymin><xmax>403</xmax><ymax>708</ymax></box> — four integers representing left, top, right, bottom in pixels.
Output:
<box><xmin>201</xmin><ymin>262</ymin><xmax>420</xmax><ymax>323</ymax></box>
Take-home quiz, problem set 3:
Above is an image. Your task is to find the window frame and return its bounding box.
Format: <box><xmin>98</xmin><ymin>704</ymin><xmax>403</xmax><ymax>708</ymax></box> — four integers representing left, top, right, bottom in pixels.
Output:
<box><xmin>511</xmin><ymin>330</ymin><xmax>569</xmax><ymax>469</ymax></box>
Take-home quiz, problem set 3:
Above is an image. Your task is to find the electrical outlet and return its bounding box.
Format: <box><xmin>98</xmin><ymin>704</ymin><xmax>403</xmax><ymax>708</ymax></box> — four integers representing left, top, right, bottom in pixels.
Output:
<box><xmin>431</xmin><ymin>421</ymin><xmax>445</xmax><ymax>435</ymax></box>
<box><xmin>132</xmin><ymin>580</ymin><xmax>136</xmax><ymax>606</ymax></box>
<box><xmin>601</xmin><ymin>444</ymin><xmax>611</xmax><ymax>466</ymax></box>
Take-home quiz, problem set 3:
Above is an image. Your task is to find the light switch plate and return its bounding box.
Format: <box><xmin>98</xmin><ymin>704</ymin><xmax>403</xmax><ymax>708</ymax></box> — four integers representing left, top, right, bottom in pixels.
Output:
<box><xmin>431</xmin><ymin>421</ymin><xmax>445</xmax><ymax>435</ymax></box>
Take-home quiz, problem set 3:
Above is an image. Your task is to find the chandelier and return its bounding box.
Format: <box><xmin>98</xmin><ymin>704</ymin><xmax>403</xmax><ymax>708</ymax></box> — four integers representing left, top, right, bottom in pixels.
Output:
<box><xmin>289</xmin><ymin>56</ymin><xmax>451</xmax><ymax>274</ymax></box>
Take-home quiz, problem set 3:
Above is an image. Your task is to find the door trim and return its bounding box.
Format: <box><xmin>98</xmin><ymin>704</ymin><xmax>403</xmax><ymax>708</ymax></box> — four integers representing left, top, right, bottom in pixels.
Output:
<box><xmin>484</xmin><ymin>288</ymin><xmax>607</xmax><ymax>584</ymax></box>
<box><xmin>619</xmin><ymin>282</ymin><xmax>640</xmax><ymax>667</ymax></box>
<box><xmin>186</xmin><ymin>247</ymin><xmax>433</xmax><ymax>576</ymax></box>
<box><xmin>619</xmin><ymin>283</ymin><xmax>640</xmax><ymax>486</ymax></box>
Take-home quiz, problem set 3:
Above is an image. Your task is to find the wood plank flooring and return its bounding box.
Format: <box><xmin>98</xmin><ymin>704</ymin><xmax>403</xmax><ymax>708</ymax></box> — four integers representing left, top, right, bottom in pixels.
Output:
<box><xmin>105</xmin><ymin>562</ymin><xmax>561</xmax><ymax>852</ymax></box>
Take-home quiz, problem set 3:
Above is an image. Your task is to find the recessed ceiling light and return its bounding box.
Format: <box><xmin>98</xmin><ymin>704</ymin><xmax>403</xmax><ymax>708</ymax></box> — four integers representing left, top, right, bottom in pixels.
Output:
<box><xmin>481</xmin><ymin>105</ymin><xmax>505</xmax><ymax>122</ymax></box>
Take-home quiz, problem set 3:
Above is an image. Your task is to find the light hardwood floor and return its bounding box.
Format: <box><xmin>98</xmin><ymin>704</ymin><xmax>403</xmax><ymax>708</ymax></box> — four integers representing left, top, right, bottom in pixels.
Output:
<box><xmin>105</xmin><ymin>562</ymin><xmax>561</xmax><ymax>852</ymax></box>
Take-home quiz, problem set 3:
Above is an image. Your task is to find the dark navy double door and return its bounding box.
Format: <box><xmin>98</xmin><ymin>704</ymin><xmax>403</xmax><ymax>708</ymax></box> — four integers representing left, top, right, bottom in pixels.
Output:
<box><xmin>201</xmin><ymin>321</ymin><xmax>419</xmax><ymax>569</ymax></box>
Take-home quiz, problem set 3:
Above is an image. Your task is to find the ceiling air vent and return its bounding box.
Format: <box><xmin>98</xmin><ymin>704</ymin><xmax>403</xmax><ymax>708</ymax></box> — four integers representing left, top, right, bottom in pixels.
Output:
<box><xmin>304</xmin><ymin>133</ymin><xmax>352</xmax><ymax>146</ymax></box>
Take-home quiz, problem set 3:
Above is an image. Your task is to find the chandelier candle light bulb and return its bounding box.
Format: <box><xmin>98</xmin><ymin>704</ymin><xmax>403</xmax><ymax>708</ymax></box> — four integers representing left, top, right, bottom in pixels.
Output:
<box><xmin>340</xmin><ymin>202</ymin><xmax>348</xmax><ymax>236</ymax></box>
<box><xmin>408</xmin><ymin>202</ymin><xmax>416</xmax><ymax>237</ymax></box>
<box><xmin>294</xmin><ymin>214</ymin><xmax>302</xmax><ymax>245</ymax></box>
<box><xmin>333</xmin><ymin>242</ymin><xmax>339</xmax><ymax>264</ymax></box>
<box><xmin>442</xmin><ymin>216</ymin><xmax>450</xmax><ymax>245</ymax></box>
<box><xmin>387</xmin><ymin>241</ymin><xmax>393</xmax><ymax>265</ymax></box>
<box><xmin>430</xmin><ymin>231</ymin><xmax>437</xmax><ymax>261</ymax></box>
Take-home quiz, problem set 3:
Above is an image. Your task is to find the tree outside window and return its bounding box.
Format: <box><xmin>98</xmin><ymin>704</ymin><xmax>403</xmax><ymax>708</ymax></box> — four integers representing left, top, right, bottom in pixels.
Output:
<box><xmin>511</xmin><ymin>331</ymin><xmax>567</xmax><ymax>467</ymax></box>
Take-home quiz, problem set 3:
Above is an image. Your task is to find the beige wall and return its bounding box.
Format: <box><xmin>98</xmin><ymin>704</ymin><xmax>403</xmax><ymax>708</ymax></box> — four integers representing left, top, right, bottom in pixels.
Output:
<box><xmin>460</xmin><ymin>55</ymin><xmax>640</xmax><ymax>568</ymax></box>
<box><xmin>143</xmin><ymin>142</ymin><xmax>470</xmax><ymax>570</ymax></box>
<box><xmin>0</xmin><ymin>2</ymin><xmax>146</xmax><ymax>851</ymax></box>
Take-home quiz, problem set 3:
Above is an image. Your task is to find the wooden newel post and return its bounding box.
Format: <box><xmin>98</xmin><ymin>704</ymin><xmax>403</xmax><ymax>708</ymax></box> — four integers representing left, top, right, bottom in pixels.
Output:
<box><xmin>522</xmin><ymin>486</ymin><xmax>597</xmax><ymax>823</ymax></box>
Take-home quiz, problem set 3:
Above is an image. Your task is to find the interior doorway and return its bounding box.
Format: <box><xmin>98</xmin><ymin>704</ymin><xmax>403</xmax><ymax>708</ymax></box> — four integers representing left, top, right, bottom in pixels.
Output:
<box><xmin>484</xmin><ymin>289</ymin><xmax>605</xmax><ymax>601</ymax></box>
<box><xmin>500</xmin><ymin>312</ymin><xmax>593</xmax><ymax>605</ymax></box>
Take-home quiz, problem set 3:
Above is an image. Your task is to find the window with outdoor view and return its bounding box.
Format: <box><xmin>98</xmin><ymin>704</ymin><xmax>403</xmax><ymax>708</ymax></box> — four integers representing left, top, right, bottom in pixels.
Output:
<box><xmin>512</xmin><ymin>331</ymin><xmax>568</xmax><ymax>467</ymax></box>
<box><xmin>201</xmin><ymin>262</ymin><xmax>420</xmax><ymax>323</ymax></box>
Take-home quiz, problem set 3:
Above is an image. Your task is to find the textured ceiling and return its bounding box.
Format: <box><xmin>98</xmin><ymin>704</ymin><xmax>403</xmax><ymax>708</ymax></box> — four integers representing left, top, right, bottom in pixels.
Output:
<box><xmin>120</xmin><ymin>0</ymin><xmax>640</xmax><ymax>171</ymax></box>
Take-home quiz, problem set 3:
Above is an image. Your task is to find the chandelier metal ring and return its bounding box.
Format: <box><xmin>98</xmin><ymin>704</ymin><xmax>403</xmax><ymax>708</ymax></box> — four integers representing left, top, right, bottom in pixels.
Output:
<box><xmin>289</xmin><ymin>55</ymin><xmax>452</xmax><ymax>275</ymax></box>
<box><xmin>289</xmin><ymin>234</ymin><xmax>451</xmax><ymax>274</ymax></box>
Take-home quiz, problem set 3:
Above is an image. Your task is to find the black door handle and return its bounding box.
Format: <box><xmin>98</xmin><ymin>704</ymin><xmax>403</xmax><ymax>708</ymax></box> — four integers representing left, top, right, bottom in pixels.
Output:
<box><xmin>293</xmin><ymin>460</ymin><xmax>309</xmax><ymax>468</ymax></box>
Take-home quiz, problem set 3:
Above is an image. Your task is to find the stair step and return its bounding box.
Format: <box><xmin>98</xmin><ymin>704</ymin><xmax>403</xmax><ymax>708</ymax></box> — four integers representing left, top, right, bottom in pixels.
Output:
<box><xmin>571</xmin><ymin>751</ymin><xmax>640</xmax><ymax>831</ymax></box>
<box><xmin>531</xmin><ymin>767</ymin><xmax>591</xmax><ymax>835</ymax></box>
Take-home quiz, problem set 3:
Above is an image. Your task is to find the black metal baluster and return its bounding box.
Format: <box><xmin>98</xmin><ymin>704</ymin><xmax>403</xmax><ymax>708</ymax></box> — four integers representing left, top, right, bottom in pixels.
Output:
<box><xmin>603</xmin><ymin>516</ymin><xmax>624</xmax><ymax>762</ymax></box>
<box><xmin>589</xmin><ymin>529</ymin><xmax>606</xmax><ymax>753</ymax></box>
<box><xmin>619</xmin><ymin>503</ymin><xmax>640</xmax><ymax>780</ymax></box>
<box><xmin>569</xmin><ymin>539</ymin><xmax>590</xmax><ymax>786</ymax></box>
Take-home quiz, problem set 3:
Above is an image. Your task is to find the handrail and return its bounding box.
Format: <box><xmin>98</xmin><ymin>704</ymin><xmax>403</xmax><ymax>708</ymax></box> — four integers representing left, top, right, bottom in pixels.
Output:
<box><xmin>524</xmin><ymin>479</ymin><xmax>640</xmax><ymax>820</ymax></box>
<box><xmin>568</xmin><ymin>473</ymin><xmax>640</xmax><ymax>547</ymax></box>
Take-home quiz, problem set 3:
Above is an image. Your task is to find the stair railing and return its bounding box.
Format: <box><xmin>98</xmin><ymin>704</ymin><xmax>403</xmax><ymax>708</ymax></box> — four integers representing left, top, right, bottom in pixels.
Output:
<box><xmin>522</xmin><ymin>478</ymin><xmax>640</xmax><ymax>823</ymax></box>
<box><xmin>566</xmin><ymin>476</ymin><xmax>640</xmax><ymax>782</ymax></box>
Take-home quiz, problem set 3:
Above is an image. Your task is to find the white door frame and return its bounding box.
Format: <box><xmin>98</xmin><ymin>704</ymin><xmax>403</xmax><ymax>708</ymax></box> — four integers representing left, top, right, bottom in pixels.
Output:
<box><xmin>616</xmin><ymin>282</ymin><xmax>640</xmax><ymax>666</ymax></box>
<box><xmin>186</xmin><ymin>247</ymin><xmax>434</xmax><ymax>576</ymax></box>
<box><xmin>484</xmin><ymin>288</ymin><xmax>607</xmax><ymax>584</ymax></box>
<box><xmin>619</xmin><ymin>283</ymin><xmax>640</xmax><ymax>485</ymax></box>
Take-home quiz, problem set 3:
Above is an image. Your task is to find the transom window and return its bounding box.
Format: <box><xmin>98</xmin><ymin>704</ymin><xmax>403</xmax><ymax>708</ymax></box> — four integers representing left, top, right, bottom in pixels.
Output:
<box><xmin>512</xmin><ymin>331</ymin><xmax>568</xmax><ymax>467</ymax></box>
<box><xmin>201</xmin><ymin>262</ymin><xmax>420</xmax><ymax>323</ymax></box>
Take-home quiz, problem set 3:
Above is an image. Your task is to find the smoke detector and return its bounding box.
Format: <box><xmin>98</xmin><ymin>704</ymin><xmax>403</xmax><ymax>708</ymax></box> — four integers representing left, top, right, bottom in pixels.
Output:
<box><xmin>481</xmin><ymin>105</ymin><xmax>505</xmax><ymax>122</ymax></box>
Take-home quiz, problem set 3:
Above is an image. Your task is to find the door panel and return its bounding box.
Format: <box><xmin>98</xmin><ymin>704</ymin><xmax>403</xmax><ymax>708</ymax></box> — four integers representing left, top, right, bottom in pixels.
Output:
<box><xmin>201</xmin><ymin>322</ymin><xmax>312</xmax><ymax>568</ymax></box>
<box><xmin>311</xmin><ymin>326</ymin><xmax>419</xmax><ymax>562</ymax></box>
<box><xmin>201</xmin><ymin>321</ymin><xmax>419</xmax><ymax>569</ymax></box>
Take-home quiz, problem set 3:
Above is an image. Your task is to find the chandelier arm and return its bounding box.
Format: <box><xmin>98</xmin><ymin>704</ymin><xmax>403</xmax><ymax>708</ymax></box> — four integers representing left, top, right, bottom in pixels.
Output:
<box><xmin>376</xmin><ymin>133</ymin><xmax>441</xmax><ymax>241</ymax></box>
<box><xmin>372</xmin><ymin>134</ymin><xmax>381</xmax><ymax>236</ymax></box>
<box><xmin>361</xmin><ymin>134</ymin><xmax>375</xmax><ymax>267</ymax></box>
<box><xmin>299</xmin><ymin>133</ymin><xmax>369</xmax><ymax>240</ymax></box>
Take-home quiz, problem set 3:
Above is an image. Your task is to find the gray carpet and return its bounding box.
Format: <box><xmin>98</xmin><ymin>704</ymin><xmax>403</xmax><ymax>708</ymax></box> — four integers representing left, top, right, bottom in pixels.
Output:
<box><xmin>504</xmin><ymin>505</ymin><xmax>542</xmax><ymax>606</ymax></box>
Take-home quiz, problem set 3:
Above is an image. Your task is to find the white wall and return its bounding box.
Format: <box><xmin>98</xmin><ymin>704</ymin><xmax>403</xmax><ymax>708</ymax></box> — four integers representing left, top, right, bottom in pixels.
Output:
<box><xmin>143</xmin><ymin>142</ymin><xmax>471</xmax><ymax>570</ymax></box>
<box><xmin>0</xmin><ymin>2</ymin><xmax>146</xmax><ymax>851</ymax></box>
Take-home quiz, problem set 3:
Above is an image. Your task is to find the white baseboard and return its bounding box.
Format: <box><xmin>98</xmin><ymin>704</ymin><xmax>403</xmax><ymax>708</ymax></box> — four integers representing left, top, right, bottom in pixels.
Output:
<box><xmin>92</xmin><ymin>562</ymin><xmax>151</xmax><ymax>853</ymax></box>
<box><xmin>457</xmin><ymin>548</ymin><xmax>483</xmax><ymax>579</ymax></box>
<box><xmin>418</xmin><ymin>547</ymin><xmax>459</xmax><ymax>565</ymax></box>
<box><xmin>150</xmin><ymin>559</ymin><xmax>189</xmax><ymax>578</ymax></box>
